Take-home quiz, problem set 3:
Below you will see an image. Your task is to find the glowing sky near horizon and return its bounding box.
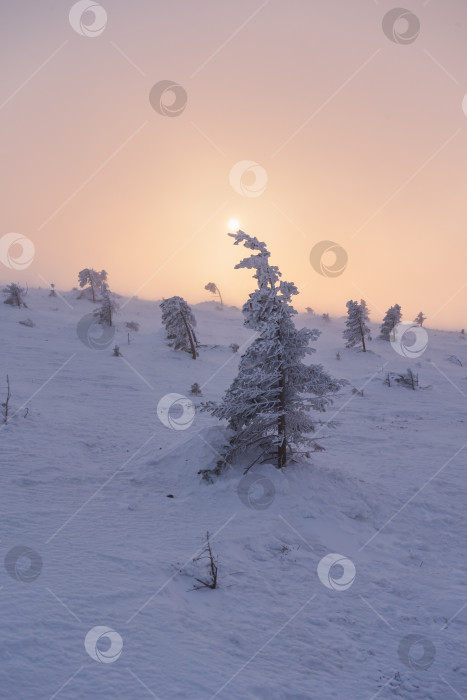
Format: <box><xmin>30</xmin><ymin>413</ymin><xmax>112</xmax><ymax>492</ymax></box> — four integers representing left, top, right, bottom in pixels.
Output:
<box><xmin>2</xmin><ymin>0</ymin><xmax>467</xmax><ymax>328</ymax></box>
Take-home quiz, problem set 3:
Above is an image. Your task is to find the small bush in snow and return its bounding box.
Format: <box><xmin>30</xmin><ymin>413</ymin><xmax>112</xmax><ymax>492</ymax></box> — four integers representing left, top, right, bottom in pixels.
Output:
<box><xmin>385</xmin><ymin>368</ymin><xmax>419</xmax><ymax>390</ymax></box>
<box><xmin>112</xmin><ymin>345</ymin><xmax>122</xmax><ymax>357</ymax></box>
<box><xmin>192</xmin><ymin>532</ymin><xmax>218</xmax><ymax>590</ymax></box>
<box><xmin>19</xmin><ymin>318</ymin><xmax>35</xmax><ymax>327</ymax></box>
<box><xmin>3</xmin><ymin>283</ymin><xmax>27</xmax><ymax>308</ymax></box>
<box><xmin>190</xmin><ymin>382</ymin><xmax>202</xmax><ymax>396</ymax></box>
<box><xmin>322</xmin><ymin>313</ymin><xmax>330</xmax><ymax>322</ymax></box>
<box><xmin>230</xmin><ymin>343</ymin><xmax>239</xmax><ymax>353</ymax></box>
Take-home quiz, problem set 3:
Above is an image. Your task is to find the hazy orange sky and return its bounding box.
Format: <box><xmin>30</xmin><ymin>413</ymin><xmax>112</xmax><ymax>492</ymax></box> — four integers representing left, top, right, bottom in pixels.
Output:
<box><xmin>2</xmin><ymin>0</ymin><xmax>467</xmax><ymax>328</ymax></box>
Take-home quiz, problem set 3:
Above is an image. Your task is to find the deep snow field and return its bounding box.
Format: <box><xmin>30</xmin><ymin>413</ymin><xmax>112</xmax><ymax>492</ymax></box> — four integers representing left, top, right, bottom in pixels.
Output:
<box><xmin>1</xmin><ymin>288</ymin><xmax>467</xmax><ymax>700</ymax></box>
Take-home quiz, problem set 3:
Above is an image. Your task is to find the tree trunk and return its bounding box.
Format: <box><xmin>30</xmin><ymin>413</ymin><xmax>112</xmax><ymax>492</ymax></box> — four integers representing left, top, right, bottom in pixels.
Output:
<box><xmin>277</xmin><ymin>367</ymin><xmax>287</xmax><ymax>468</ymax></box>
<box><xmin>180</xmin><ymin>310</ymin><xmax>197</xmax><ymax>360</ymax></box>
<box><xmin>360</xmin><ymin>321</ymin><xmax>366</xmax><ymax>352</ymax></box>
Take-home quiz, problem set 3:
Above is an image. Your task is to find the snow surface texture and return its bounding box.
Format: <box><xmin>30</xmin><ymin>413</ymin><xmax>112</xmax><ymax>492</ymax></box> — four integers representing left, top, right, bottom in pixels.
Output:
<box><xmin>1</xmin><ymin>290</ymin><xmax>466</xmax><ymax>700</ymax></box>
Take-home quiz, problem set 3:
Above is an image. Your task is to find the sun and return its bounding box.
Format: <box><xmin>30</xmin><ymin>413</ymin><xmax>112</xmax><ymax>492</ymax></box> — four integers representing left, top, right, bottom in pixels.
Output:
<box><xmin>228</xmin><ymin>218</ymin><xmax>240</xmax><ymax>231</ymax></box>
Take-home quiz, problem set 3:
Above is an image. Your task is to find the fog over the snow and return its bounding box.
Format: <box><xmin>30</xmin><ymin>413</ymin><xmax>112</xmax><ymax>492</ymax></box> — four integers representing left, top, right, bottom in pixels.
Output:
<box><xmin>2</xmin><ymin>0</ymin><xmax>467</xmax><ymax>327</ymax></box>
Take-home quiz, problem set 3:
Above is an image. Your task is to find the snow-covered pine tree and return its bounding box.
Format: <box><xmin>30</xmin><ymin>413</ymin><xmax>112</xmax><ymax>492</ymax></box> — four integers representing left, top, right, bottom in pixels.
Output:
<box><xmin>160</xmin><ymin>296</ymin><xmax>199</xmax><ymax>359</ymax></box>
<box><xmin>78</xmin><ymin>268</ymin><xmax>107</xmax><ymax>302</ymax></box>
<box><xmin>202</xmin><ymin>231</ymin><xmax>341</xmax><ymax>473</ymax></box>
<box><xmin>3</xmin><ymin>283</ymin><xmax>27</xmax><ymax>308</ymax></box>
<box><xmin>205</xmin><ymin>282</ymin><xmax>223</xmax><ymax>310</ymax></box>
<box><xmin>94</xmin><ymin>283</ymin><xmax>118</xmax><ymax>327</ymax></box>
<box><xmin>414</xmin><ymin>312</ymin><xmax>426</xmax><ymax>326</ymax></box>
<box><xmin>379</xmin><ymin>304</ymin><xmax>402</xmax><ymax>340</ymax></box>
<box><xmin>343</xmin><ymin>299</ymin><xmax>371</xmax><ymax>352</ymax></box>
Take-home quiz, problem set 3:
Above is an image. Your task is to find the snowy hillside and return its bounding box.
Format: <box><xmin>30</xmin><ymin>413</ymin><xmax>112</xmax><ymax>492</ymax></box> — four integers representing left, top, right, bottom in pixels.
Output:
<box><xmin>1</xmin><ymin>288</ymin><xmax>467</xmax><ymax>699</ymax></box>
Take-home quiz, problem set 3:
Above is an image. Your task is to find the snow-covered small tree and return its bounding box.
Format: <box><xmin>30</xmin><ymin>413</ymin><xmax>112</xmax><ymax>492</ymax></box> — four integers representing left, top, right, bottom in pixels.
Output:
<box><xmin>78</xmin><ymin>268</ymin><xmax>107</xmax><ymax>302</ymax></box>
<box><xmin>125</xmin><ymin>321</ymin><xmax>139</xmax><ymax>332</ymax></box>
<box><xmin>3</xmin><ymin>283</ymin><xmax>27</xmax><ymax>308</ymax></box>
<box><xmin>190</xmin><ymin>382</ymin><xmax>202</xmax><ymax>396</ymax></box>
<box><xmin>379</xmin><ymin>304</ymin><xmax>402</xmax><ymax>340</ymax></box>
<box><xmin>160</xmin><ymin>296</ymin><xmax>199</xmax><ymax>359</ymax></box>
<box><xmin>305</xmin><ymin>307</ymin><xmax>314</xmax><ymax>314</ymax></box>
<box><xmin>49</xmin><ymin>283</ymin><xmax>57</xmax><ymax>297</ymax></box>
<box><xmin>125</xmin><ymin>320</ymin><xmax>139</xmax><ymax>345</ymax></box>
<box><xmin>322</xmin><ymin>313</ymin><xmax>330</xmax><ymax>322</ymax></box>
<box><xmin>202</xmin><ymin>231</ymin><xmax>341</xmax><ymax>473</ymax></box>
<box><xmin>94</xmin><ymin>283</ymin><xmax>118</xmax><ymax>327</ymax></box>
<box><xmin>205</xmin><ymin>282</ymin><xmax>223</xmax><ymax>310</ymax></box>
<box><xmin>343</xmin><ymin>299</ymin><xmax>371</xmax><ymax>352</ymax></box>
<box><xmin>414</xmin><ymin>312</ymin><xmax>426</xmax><ymax>326</ymax></box>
